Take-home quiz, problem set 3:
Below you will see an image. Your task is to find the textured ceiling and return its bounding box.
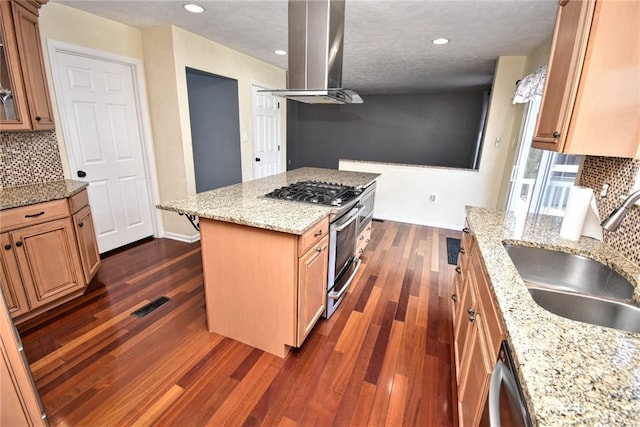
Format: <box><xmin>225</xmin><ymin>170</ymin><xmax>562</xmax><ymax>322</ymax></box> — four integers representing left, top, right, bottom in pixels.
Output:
<box><xmin>53</xmin><ymin>0</ymin><xmax>558</xmax><ymax>94</ymax></box>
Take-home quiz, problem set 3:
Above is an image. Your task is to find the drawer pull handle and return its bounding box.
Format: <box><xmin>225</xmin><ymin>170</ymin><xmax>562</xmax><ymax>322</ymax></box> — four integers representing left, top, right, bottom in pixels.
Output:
<box><xmin>24</xmin><ymin>211</ymin><xmax>45</xmax><ymax>218</ymax></box>
<box><xmin>462</xmin><ymin>227</ymin><xmax>470</xmax><ymax>234</ymax></box>
<box><xmin>79</xmin><ymin>222</ymin><xmax>84</xmax><ymax>227</ymax></box>
<box><xmin>4</xmin><ymin>244</ymin><xmax>11</xmax><ymax>250</ymax></box>
<box><xmin>313</xmin><ymin>230</ymin><xmax>323</xmax><ymax>237</ymax></box>
<box><xmin>553</xmin><ymin>131</ymin><xmax>560</xmax><ymax>138</ymax></box>
<box><xmin>15</xmin><ymin>241</ymin><xmax>23</xmax><ymax>247</ymax></box>
<box><xmin>455</xmin><ymin>266</ymin><xmax>461</xmax><ymax>274</ymax></box>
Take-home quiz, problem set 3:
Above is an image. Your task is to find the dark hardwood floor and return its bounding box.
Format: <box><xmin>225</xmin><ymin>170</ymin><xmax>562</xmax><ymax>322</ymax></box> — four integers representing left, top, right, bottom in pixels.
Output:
<box><xmin>18</xmin><ymin>220</ymin><xmax>461</xmax><ymax>426</ymax></box>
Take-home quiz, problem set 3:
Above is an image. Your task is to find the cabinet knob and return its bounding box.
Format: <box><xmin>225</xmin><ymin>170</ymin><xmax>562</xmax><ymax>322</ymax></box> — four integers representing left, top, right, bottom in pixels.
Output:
<box><xmin>455</xmin><ymin>266</ymin><xmax>461</xmax><ymax>274</ymax></box>
<box><xmin>451</xmin><ymin>294</ymin><xmax>457</xmax><ymax>302</ymax></box>
<box><xmin>255</xmin><ymin>157</ymin><xmax>261</xmax><ymax>162</ymax></box>
<box><xmin>35</xmin><ymin>116</ymin><xmax>42</xmax><ymax>122</ymax></box>
<box><xmin>469</xmin><ymin>315</ymin><xmax>476</xmax><ymax>322</ymax></box>
<box><xmin>4</xmin><ymin>244</ymin><xmax>11</xmax><ymax>250</ymax></box>
<box><xmin>15</xmin><ymin>241</ymin><xmax>23</xmax><ymax>247</ymax></box>
<box><xmin>459</xmin><ymin>247</ymin><xmax>465</xmax><ymax>255</ymax></box>
<box><xmin>553</xmin><ymin>131</ymin><xmax>560</xmax><ymax>138</ymax></box>
<box><xmin>79</xmin><ymin>222</ymin><xmax>84</xmax><ymax>227</ymax></box>
<box><xmin>462</xmin><ymin>227</ymin><xmax>470</xmax><ymax>234</ymax></box>
<box><xmin>316</xmin><ymin>246</ymin><xmax>323</xmax><ymax>252</ymax></box>
<box><xmin>467</xmin><ymin>307</ymin><xmax>475</xmax><ymax>315</ymax></box>
<box><xmin>77</xmin><ymin>170</ymin><xmax>87</xmax><ymax>178</ymax></box>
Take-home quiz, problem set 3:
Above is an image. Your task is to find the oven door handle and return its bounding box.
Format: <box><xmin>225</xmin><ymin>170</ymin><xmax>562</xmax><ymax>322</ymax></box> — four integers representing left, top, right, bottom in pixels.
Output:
<box><xmin>489</xmin><ymin>358</ymin><xmax>526</xmax><ymax>427</ymax></box>
<box><xmin>328</xmin><ymin>257</ymin><xmax>362</xmax><ymax>300</ymax></box>
<box><xmin>332</xmin><ymin>207</ymin><xmax>361</xmax><ymax>232</ymax></box>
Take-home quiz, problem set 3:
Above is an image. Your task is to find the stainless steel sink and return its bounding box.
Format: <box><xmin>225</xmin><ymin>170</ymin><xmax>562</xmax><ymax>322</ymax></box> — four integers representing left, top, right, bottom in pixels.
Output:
<box><xmin>504</xmin><ymin>244</ymin><xmax>640</xmax><ymax>334</ymax></box>
<box><xmin>527</xmin><ymin>287</ymin><xmax>640</xmax><ymax>334</ymax></box>
<box><xmin>504</xmin><ymin>244</ymin><xmax>634</xmax><ymax>300</ymax></box>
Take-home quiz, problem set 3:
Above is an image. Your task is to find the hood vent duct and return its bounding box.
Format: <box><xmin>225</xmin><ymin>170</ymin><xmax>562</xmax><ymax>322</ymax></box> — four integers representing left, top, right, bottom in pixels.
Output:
<box><xmin>261</xmin><ymin>0</ymin><xmax>363</xmax><ymax>104</ymax></box>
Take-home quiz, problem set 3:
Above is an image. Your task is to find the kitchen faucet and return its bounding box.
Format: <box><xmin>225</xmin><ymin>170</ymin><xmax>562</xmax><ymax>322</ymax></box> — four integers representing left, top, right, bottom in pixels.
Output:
<box><xmin>601</xmin><ymin>189</ymin><xmax>640</xmax><ymax>231</ymax></box>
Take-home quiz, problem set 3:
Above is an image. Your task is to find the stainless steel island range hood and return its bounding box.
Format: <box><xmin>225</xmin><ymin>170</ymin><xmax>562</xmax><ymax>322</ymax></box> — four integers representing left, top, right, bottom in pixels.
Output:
<box><xmin>262</xmin><ymin>0</ymin><xmax>363</xmax><ymax>104</ymax></box>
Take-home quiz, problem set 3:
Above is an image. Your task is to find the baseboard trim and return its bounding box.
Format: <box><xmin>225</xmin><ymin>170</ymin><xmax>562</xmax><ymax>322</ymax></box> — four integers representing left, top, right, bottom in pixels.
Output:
<box><xmin>373</xmin><ymin>215</ymin><xmax>461</xmax><ymax>231</ymax></box>
<box><xmin>162</xmin><ymin>231</ymin><xmax>201</xmax><ymax>243</ymax></box>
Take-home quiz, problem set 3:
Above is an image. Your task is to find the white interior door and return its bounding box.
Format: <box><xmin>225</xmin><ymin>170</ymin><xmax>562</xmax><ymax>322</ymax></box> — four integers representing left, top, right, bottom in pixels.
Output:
<box><xmin>50</xmin><ymin>47</ymin><xmax>154</xmax><ymax>253</ymax></box>
<box><xmin>252</xmin><ymin>84</ymin><xmax>282</xmax><ymax>179</ymax></box>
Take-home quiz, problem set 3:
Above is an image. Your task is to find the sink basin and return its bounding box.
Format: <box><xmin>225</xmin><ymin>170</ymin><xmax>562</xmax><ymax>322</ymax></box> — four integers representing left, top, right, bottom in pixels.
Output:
<box><xmin>527</xmin><ymin>287</ymin><xmax>640</xmax><ymax>334</ymax></box>
<box><xmin>503</xmin><ymin>244</ymin><xmax>634</xmax><ymax>300</ymax></box>
<box><xmin>504</xmin><ymin>244</ymin><xmax>640</xmax><ymax>333</ymax></box>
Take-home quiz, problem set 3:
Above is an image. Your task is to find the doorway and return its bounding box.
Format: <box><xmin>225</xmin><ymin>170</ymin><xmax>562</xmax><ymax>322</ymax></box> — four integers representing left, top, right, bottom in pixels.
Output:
<box><xmin>48</xmin><ymin>41</ymin><xmax>157</xmax><ymax>254</ymax></box>
<box><xmin>251</xmin><ymin>83</ymin><xmax>282</xmax><ymax>179</ymax></box>
<box><xmin>506</xmin><ymin>97</ymin><xmax>582</xmax><ymax>216</ymax></box>
<box><xmin>186</xmin><ymin>68</ymin><xmax>242</xmax><ymax>193</ymax></box>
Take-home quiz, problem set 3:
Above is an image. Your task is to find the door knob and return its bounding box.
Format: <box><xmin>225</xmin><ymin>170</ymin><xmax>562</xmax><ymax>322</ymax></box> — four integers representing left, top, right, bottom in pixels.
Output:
<box><xmin>77</xmin><ymin>170</ymin><xmax>87</xmax><ymax>178</ymax></box>
<box><xmin>255</xmin><ymin>157</ymin><xmax>261</xmax><ymax>162</ymax></box>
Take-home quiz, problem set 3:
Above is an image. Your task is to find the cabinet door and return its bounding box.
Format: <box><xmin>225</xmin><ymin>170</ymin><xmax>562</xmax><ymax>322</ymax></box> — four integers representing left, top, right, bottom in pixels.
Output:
<box><xmin>0</xmin><ymin>233</ymin><xmax>30</xmax><ymax>318</ymax></box>
<box><xmin>532</xmin><ymin>0</ymin><xmax>594</xmax><ymax>151</ymax></box>
<box><xmin>457</xmin><ymin>316</ymin><xmax>492</xmax><ymax>427</ymax></box>
<box><xmin>73</xmin><ymin>205</ymin><xmax>101</xmax><ymax>283</ymax></box>
<box><xmin>453</xmin><ymin>273</ymin><xmax>476</xmax><ymax>385</ymax></box>
<box><xmin>297</xmin><ymin>235</ymin><xmax>328</xmax><ymax>345</ymax></box>
<box><xmin>11</xmin><ymin>218</ymin><xmax>85</xmax><ymax>309</ymax></box>
<box><xmin>10</xmin><ymin>0</ymin><xmax>54</xmax><ymax>130</ymax></box>
<box><xmin>0</xmin><ymin>1</ymin><xmax>30</xmax><ymax>129</ymax></box>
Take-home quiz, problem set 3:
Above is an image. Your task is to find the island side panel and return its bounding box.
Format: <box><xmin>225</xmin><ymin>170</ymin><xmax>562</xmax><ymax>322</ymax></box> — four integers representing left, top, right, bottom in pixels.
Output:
<box><xmin>199</xmin><ymin>218</ymin><xmax>298</xmax><ymax>358</ymax></box>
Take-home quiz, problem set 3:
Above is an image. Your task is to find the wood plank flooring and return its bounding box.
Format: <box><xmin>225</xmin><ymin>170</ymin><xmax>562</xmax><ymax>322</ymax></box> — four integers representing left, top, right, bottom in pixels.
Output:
<box><xmin>18</xmin><ymin>220</ymin><xmax>461</xmax><ymax>426</ymax></box>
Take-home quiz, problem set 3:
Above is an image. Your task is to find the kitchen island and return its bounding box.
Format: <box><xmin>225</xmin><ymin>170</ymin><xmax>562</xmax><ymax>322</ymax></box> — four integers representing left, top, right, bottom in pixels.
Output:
<box><xmin>466</xmin><ymin>207</ymin><xmax>640</xmax><ymax>425</ymax></box>
<box><xmin>157</xmin><ymin>168</ymin><xmax>379</xmax><ymax>357</ymax></box>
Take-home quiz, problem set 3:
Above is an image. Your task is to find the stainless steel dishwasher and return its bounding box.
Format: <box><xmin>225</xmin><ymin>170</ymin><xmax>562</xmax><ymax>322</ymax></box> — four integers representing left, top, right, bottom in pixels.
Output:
<box><xmin>480</xmin><ymin>340</ymin><xmax>532</xmax><ymax>427</ymax></box>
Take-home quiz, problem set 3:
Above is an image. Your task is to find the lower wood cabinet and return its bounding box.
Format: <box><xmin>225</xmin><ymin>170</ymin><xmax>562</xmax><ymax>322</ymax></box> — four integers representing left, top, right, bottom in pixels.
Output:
<box><xmin>452</xmin><ymin>226</ymin><xmax>504</xmax><ymax>427</ymax></box>
<box><xmin>297</xmin><ymin>234</ymin><xmax>328</xmax><ymax>344</ymax></box>
<box><xmin>0</xmin><ymin>189</ymin><xmax>100</xmax><ymax>324</ymax></box>
<box><xmin>200</xmin><ymin>216</ymin><xmax>329</xmax><ymax>358</ymax></box>
<box><xmin>7</xmin><ymin>217</ymin><xmax>83</xmax><ymax>310</ymax></box>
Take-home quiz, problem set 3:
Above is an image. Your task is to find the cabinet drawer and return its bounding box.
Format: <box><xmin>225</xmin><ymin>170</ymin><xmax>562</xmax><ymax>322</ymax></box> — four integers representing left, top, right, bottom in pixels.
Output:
<box><xmin>0</xmin><ymin>199</ymin><xmax>70</xmax><ymax>232</ymax></box>
<box><xmin>68</xmin><ymin>189</ymin><xmax>89</xmax><ymax>214</ymax></box>
<box><xmin>298</xmin><ymin>217</ymin><xmax>329</xmax><ymax>256</ymax></box>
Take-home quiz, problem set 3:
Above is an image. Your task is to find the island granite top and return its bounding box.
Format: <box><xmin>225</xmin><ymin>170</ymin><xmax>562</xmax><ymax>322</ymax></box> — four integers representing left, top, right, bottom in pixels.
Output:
<box><xmin>1</xmin><ymin>180</ymin><xmax>88</xmax><ymax>210</ymax></box>
<box><xmin>466</xmin><ymin>206</ymin><xmax>640</xmax><ymax>426</ymax></box>
<box><xmin>157</xmin><ymin>168</ymin><xmax>380</xmax><ymax>235</ymax></box>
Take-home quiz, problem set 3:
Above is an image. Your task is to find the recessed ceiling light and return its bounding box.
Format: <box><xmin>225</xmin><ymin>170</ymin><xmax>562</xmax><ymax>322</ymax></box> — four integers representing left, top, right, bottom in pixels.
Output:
<box><xmin>432</xmin><ymin>38</ymin><xmax>450</xmax><ymax>45</ymax></box>
<box><xmin>274</xmin><ymin>49</ymin><xmax>287</xmax><ymax>56</ymax></box>
<box><xmin>183</xmin><ymin>4</ymin><xmax>204</xmax><ymax>13</ymax></box>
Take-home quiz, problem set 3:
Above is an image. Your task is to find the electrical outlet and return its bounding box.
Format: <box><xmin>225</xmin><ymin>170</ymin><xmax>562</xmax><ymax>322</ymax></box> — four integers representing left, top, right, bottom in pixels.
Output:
<box><xmin>429</xmin><ymin>194</ymin><xmax>437</xmax><ymax>204</ymax></box>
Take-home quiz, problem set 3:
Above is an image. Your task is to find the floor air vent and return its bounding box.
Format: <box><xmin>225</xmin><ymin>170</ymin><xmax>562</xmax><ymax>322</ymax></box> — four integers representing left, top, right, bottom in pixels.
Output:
<box><xmin>131</xmin><ymin>296</ymin><xmax>171</xmax><ymax>318</ymax></box>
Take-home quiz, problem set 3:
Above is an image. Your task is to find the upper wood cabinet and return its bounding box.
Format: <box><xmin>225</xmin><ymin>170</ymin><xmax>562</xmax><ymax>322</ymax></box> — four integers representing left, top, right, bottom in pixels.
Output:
<box><xmin>0</xmin><ymin>0</ymin><xmax>54</xmax><ymax>131</ymax></box>
<box><xmin>533</xmin><ymin>0</ymin><xmax>640</xmax><ymax>158</ymax></box>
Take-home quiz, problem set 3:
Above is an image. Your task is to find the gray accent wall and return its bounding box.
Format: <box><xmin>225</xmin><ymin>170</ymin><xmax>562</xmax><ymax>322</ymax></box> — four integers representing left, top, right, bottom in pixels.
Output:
<box><xmin>287</xmin><ymin>90</ymin><xmax>488</xmax><ymax>170</ymax></box>
<box><xmin>186</xmin><ymin>68</ymin><xmax>242</xmax><ymax>193</ymax></box>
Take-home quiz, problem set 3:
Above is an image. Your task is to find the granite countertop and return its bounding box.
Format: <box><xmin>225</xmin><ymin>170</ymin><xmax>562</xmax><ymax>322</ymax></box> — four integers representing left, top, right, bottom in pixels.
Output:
<box><xmin>0</xmin><ymin>180</ymin><xmax>88</xmax><ymax>210</ymax></box>
<box><xmin>466</xmin><ymin>206</ymin><xmax>640</xmax><ymax>426</ymax></box>
<box><xmin>157</xmin><ymin>167</ymin><xmax>380</xmax><ymax>235</ymax></box>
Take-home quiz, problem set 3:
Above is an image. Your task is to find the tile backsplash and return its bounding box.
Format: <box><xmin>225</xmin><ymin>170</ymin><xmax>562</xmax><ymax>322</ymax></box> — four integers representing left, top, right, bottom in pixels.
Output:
<box><xmin>0</xmin><ymin>130</ymin><xmax>64</xmax><ymax>186</ymax></box>
<box><xmin>578</xmin><ymin>156</ymin><xmax>640</xmax><ymax>265</ymax></box>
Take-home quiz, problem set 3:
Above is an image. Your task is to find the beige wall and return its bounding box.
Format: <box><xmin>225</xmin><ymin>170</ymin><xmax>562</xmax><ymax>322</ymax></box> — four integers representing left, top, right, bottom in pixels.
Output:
<box><xmin>142</xmin><ymin>25</ymin><xmax>286</xmax><ymax>237</ymax></box>
<box><xmin>341</xmin><ymin>56</ymin><xmax>529</xmax><ymax>229</ymax></box>
<box><xmin>37</xmin><ymin>4</ymin><xmax>287</xmax><ymax>239</ymax></box>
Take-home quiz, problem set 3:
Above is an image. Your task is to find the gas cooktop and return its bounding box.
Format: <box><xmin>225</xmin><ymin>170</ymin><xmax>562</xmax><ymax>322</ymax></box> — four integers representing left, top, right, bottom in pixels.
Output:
<box><xmin>263</xmin><ymin>181</ymin><xmax>362</xmax><ymax>207</ymax></box>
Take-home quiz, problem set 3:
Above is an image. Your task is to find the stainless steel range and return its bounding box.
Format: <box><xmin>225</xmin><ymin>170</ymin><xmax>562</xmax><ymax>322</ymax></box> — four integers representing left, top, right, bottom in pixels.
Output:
<box><xmin>265</xmin><ymin>181</ymin><xmax>370</xmax><ymax>318</ymax></box>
